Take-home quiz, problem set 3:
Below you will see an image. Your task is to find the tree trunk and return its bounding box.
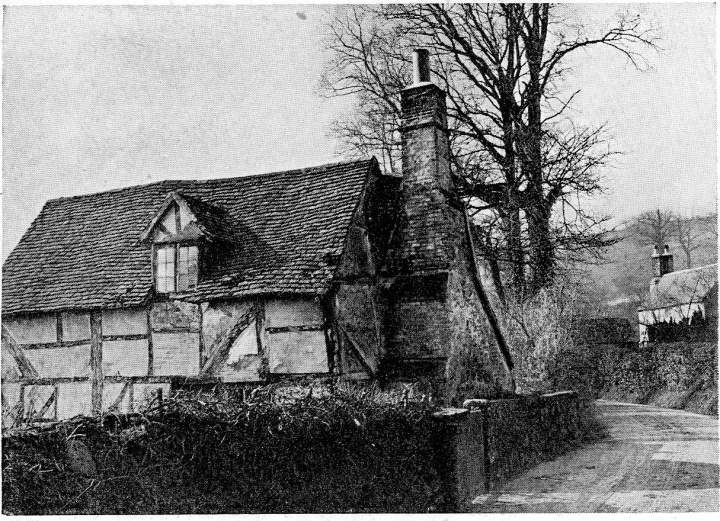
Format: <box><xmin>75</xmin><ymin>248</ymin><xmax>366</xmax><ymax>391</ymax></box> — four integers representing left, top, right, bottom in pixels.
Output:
<box><xmin>523</xmin><ymin>4</ymin><xmax>553</xmax><ymax>294</ymax></box>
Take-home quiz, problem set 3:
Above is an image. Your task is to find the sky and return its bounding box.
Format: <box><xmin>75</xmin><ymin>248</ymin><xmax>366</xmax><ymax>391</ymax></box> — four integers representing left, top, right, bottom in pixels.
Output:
<box><xmin>1</xmin><ymin>3</ymin><xmax>717</xmax><ymax>259</ymax></box>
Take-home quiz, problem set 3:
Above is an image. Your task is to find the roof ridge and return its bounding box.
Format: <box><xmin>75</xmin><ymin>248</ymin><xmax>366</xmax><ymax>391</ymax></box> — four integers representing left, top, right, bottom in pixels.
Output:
<box><xmin>46</xmin><ymin>158</ymin><xmax>375</xmax><ymax>204</ymax></box>
<box><xmin>664</xmin><ymin>263</ymin><xmax>717</xmax><ymax>276</ymax></box>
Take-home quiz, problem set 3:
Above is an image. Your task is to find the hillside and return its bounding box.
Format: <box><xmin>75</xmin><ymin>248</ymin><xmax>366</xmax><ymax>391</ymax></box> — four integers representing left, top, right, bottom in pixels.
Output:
<box><xmin>576</xmin><ymin>214</ymin><xmax>717</xmax><ymax>322</ymax></box>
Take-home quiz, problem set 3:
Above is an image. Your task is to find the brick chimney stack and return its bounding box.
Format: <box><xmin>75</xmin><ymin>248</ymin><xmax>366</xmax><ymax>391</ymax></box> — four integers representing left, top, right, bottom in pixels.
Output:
<box><xmin>652</xmin><ymin>244</ymin><xmax>674</xmax><ymax>279</ymax></box>
<box><xmin>386</xmin><ymin>48</ymin><xmax>460</xmax><ymax>273</ymax></box>
<box><xmin>381</xmin><ymin>49</ymin><xmax>514</xmax><ymax>393</ymax></box>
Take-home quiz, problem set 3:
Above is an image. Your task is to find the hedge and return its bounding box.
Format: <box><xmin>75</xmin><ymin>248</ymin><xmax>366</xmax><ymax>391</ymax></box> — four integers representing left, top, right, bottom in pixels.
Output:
<box><xmin>3</xmin><ymin>385</ymin><xmax>444</xmax><ymax>514</ymax></box>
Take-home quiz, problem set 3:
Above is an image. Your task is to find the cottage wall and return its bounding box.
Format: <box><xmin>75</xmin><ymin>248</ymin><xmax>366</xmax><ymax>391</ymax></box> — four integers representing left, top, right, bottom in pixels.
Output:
<box><xmin>447</xmin><ymin>252</ymin><xmax>514</xmax><ymax>393</ymax></box>
<box><xmin>638</xmin><ymin>302</ymin><xmax>707</xmax><ymax>343</ymax></box>
<box><xmin>265</xmin><ymin>298</ymin><xmax>328</xmax><ymax>374</ymax></box>
<box><xmin>2</xmin><ymin>295</ymin><xmax>335</xmax><ymax>425</ymax></box>
<box><xmin>379</xmin><ymin>76</ymin><xmax>513</xmax><ymax>393</ymax></box>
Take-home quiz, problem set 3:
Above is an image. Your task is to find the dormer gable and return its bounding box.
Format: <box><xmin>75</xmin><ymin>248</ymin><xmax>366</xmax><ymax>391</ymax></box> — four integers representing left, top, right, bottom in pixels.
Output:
<box><xmin>139</xmin><ymin>191</ymin><xmax>229</xmax><ymax>244</ymax></box>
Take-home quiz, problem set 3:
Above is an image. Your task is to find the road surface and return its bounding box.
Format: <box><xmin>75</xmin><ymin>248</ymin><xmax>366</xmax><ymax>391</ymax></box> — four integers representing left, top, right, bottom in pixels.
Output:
<box><xmin>472</xmin><ymin>400</ymin><xmax>719</xmax><ymax>513</ymax></box>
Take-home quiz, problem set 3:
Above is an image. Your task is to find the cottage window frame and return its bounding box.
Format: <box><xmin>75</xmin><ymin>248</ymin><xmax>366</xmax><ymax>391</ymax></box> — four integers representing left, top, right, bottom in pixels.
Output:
<box><xmin>151</xmin><ymin>202</ymin><xmax>200</xmax><ymax>295</ymax></box>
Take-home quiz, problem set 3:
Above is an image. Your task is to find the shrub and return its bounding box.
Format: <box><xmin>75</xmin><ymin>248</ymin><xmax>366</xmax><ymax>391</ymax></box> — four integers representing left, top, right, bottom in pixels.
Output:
<box><xmin>497</xmin><ymin>283</ymin><xmax>589</xmax><ymax>395</ymax></box>
<box><xmin>2</xmin><ymin>384</ymin><xmax>443</xmax><ymax>514</ymax></box>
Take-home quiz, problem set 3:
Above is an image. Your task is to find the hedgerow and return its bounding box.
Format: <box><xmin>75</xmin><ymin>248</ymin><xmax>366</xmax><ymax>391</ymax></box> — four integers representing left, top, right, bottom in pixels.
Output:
<box><xmin>2</xmin><ymin>383</ymin><xmax>443</xmax><ymax>514</ymax></box>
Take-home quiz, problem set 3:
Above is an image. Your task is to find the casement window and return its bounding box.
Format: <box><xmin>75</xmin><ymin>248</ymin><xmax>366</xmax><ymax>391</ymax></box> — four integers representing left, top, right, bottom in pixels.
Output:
<box><xmin>140</xmin><ymin>192</ymin><xmax>226</xmax><ymax>295</ymax></box>
<box><xmin>154</xmin><ymin>244</ymin><xmax>199</xmax><ymax>293</ymax></box>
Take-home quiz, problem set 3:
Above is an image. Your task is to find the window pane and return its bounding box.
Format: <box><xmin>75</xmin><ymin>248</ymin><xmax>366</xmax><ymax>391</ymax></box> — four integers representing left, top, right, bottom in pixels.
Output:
<box><xmin>155</xmin><ymin>246</ymin><xmax>175</xmax><ymax>293</ymax></box>
<box><xmin>177</xmin><ymin>246</ymin><xmax>199</xmax><ymax>291</ymax></box>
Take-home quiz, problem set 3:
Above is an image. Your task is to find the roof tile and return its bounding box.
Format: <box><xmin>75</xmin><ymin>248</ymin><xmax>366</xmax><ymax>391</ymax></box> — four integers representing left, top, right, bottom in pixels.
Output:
<box><xmin>3</xmin><ymin>159</ymin><xmax>375</xmax><ymax>314</ymax></box>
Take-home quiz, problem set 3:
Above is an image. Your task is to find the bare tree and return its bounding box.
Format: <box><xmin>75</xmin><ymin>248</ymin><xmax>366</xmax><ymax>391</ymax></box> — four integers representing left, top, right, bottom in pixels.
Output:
<box><xmin>698</xmin><ymin>212</ymin><xmax>718</xmax><ymax>244</ymax></box>
<box><xmin>321</xmin><ymin>3</ymin><xmax>658</xmax><ymax>297</ymax></box>
<box><xmin>674</xmin><ymin>216</ymin><xmax>706</xmax><ymax>268</ymax></box>
<box><xmin>631</xmin><ymin>209</ymin><xmax>676</xmax><ymax>248</ymax></box>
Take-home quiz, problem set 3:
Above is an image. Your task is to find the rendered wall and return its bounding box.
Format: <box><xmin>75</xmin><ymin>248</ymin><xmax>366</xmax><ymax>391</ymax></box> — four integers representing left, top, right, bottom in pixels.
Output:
<box><xmin>2</xmin><ymin>295</ymin><xmax>334</xmax><ymax>425</ymax></box>
<box><xmin>3</xmin><ymin>314</ymin><xmax>57</xmax><ymax>344</ymax></box>
<box><xmin>384</xmin><ymin>273</ymin><xmax>451</xmax><ymax>362</ymax></box>
<box><xmin>638</xmin><ymin>303</ymin><xmax>706</xmax><ymax>342</ymax></box>
<box><xmin>24</xmin><ymin>345</ymin><xmax>91</xmax><ymax>379</ymax></box>
<box><xmin>335</xmin><ymin>283</ymin><xmax>382</xmax><ymax>376</ymax></box>
<box><xmin>202</xmin><ymin>301</ymin><xmax>261</xmax><ymax>382</ymax></box>
<box><xmin>151</xmin><ymin>302</ymin><xmax>200</xmax><ymax>376</ymax></box>
<box><xmin>446</xmin><ymin>257</ymin><xmax>514</xmax><ymax>395</ymax></box>
<box><xmin>265</xmin><ymin>298</ymin><xmax>328</xmax><ymax>374</ymax></box>
<box><xmin>57</xmin><ymin>382</ymin><xmax>93</xmax><ymax>419</ymax></box>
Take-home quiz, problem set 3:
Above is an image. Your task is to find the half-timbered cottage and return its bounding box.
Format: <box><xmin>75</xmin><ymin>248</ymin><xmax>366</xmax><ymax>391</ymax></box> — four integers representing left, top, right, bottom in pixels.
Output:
<box><xmin>2</xmin><ymin>50</ymin><xmax>514</xmax><ymax>425</ymax></box>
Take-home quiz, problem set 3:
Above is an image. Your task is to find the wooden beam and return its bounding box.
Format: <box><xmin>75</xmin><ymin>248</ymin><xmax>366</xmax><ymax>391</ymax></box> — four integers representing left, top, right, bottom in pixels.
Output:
<box><xmin>7</xmin><ymin>377</ymin><xmax>91</xmax><ymax>385</ymax></box>
<box><xmin>18</xmin><ymin>339</ymin><xmax>91</xmax><ymax>350</ymax></box>
<box><xmin>89</xmin><ymin>311</ymin><xmax>103</xmax><ymax>416</ymax></box>
<box><xmin>265</xmin><ymin>324</ymin><xmax>325</xmax><ymax>334</ymax></box>
<box><xmin>1</xmin><ymin>324</ymin><xmax>39</xmax><ymax>378</ymax></box>
<box><xmin>56</xmin><ymin>312</ymin><xmax>63</xmax><ymax>345</ymax></box>
<box><xmin>102</xmin><ymin>334</ymin><xmax>148</xmax><ymax>342</ymax></box>
<box><xmin>338</xmin><ymin>325</ymin><xmax>376</xmax><ymax>377</ymax></box>
<box><xmin>105</xmin><ymin>381</ymin><xmax>131</xmax><ymax>413</ymax></box>
<box><xmin>147</xmin><ymin>308</ymin><xmax>154</xmax><ymax>377</ymax></box>
<box><xmin>255</xmin><ymin>300</ymin><xmax>268</xmax><ymax>379</ymax></box>
<box><xmin>33</xmin><ymin>387</ymin><xmax>57</xmax><ymax>422</ymax></box>
<box><xmin>201</xmin><ymin>306</ymin><xmax>256</xmax><ymax>375</ymax></box>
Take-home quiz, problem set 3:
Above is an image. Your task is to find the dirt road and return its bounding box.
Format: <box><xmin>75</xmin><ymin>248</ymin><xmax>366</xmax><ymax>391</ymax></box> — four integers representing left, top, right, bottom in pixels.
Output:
<box><xmin>472</xmin><ymin>400</ymin><xmax>719</xmax><ymax>513</ymax></box>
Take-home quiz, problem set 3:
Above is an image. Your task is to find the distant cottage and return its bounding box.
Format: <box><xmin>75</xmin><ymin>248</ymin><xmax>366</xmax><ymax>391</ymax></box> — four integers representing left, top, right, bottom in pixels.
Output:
<box><xmin>2</xmin><ymin>50</ymin><xmax>514</xmax><ymax>425</ymax></box>
<box><xmin>637</xmin><ymin>245</ymin><xmax>718</xmax><ymax>343</ymax></box>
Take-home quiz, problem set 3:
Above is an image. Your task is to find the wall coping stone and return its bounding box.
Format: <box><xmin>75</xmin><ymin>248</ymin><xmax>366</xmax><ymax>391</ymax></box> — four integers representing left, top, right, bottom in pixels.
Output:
<box><xmin>463</xmin><ymin>391</ymin><xmax>577</xmax><ymax>409</ymax></box>
<box><xmin>432</xmin><ymin>408</ymin><xmax>469</xmax><ymax>421</ymax></box>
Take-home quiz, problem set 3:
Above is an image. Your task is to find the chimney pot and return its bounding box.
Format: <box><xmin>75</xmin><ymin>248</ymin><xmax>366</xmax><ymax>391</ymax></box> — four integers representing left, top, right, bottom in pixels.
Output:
<box><xmin>663</xmin><ymin>244</ymin><xmax>670</xmax><ymax>254</ymax></box>
<box><xmin>412</xmin><ymin>48</ymin><xmax>431</xmax><ymax>84</ymax></box>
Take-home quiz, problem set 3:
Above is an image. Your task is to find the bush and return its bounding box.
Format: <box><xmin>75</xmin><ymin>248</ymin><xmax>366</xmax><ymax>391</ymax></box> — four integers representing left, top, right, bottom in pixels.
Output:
<box><xmin>497</xmin><ymin>284</ymin><xmax>590</xmax><ymax>395</ymax></box>
<box><xmin>2</xmin><ymin>384</ymin><xmax>443</xmax><ymax>514</ymax></box>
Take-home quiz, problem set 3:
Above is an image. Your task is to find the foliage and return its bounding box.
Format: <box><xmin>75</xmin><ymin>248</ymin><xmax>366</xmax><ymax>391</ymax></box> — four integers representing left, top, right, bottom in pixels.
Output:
<box><xmin>579</xmin><ymin>341</ymin><xmax>718</xmax><ymax>416</ymax></box>
<box><xmin>2</xmin><ymin>384</ymin><xmax>443</xmax><ymax>514</ymax></box>
<box><xmin>497</xmin><ymin>281</ymin><xmax>589</xmax><ymax>395</ymax></box>
<box><xmin>321</xmin><ymin>3</ymin><xmax>658</xmax><ymax>294</ymax></box>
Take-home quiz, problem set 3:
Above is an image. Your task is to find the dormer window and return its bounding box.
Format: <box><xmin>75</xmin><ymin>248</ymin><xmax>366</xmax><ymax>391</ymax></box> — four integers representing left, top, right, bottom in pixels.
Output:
<box><xmin>140</xmin><ymin>191</ymin><xmax>230</xmax><ymax>295</ymax></box>
<box><xmin>156</xmin><ymin>244</ymin><xmax>199</xmax><ymax>293</ymax></box>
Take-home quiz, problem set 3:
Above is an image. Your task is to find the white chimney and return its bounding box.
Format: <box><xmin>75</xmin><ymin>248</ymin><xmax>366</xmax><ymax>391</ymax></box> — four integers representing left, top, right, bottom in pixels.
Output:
<box><xmin>412</xmin><ymin>48</ymin><xmax>431</xmax><ymax>85</ymax></box>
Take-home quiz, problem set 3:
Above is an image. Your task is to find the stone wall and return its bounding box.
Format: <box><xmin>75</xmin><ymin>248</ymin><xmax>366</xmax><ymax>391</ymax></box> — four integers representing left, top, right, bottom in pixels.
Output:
<box><xmin>435</xmin><ymin>391</ymin><xmax>596</xmax><ymax>510</ymax></box>
<box><xmin>586</xmin><ymin>341</ymin><xmax>718</xmax><ymax>415</ymax></box>
<box><xmin>1</xmin><ymin>388</ymin><xmax>595</xmax><ymax>514</ymax></box>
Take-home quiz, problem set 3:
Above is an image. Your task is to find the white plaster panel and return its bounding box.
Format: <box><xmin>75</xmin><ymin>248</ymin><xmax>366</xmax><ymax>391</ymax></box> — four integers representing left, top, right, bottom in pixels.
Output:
<box><xmin>152</xmin><ymin>332</ymin><xmax>200</xmax><ymax>376</ymax></box>
<box><xmin>23</xmin><ymin>385</ymin><xmax>56</xmax><ymax>419</ymax></box>
<box><xmin>23</xmin><ymin>345</ymin><xmax>91</xmax><ymax>379</ymax></box>
<box><xmin>102</xmin><ymin>382</ymin><xmax>133</xmax><ymax>414</ymax></box>
<box><xmin>268</xmin><ymin>330</ymin><xmax>328</xmax><ymax>374</ymax></box>
<box><xmin>61</xmin><ymin>312</ymin><xmax>91</xmax><ymax>341</ymax></box>
<box><xmin>133</xmin><ymin>383</ymin><xmax>170</xmax><ymax>412</ymax></box>
<box><xmin>102</xmin><ymin>340</ymin><xmax>148</xmax><ymax>377</ymax></box>
<box><xmin>151</xmin><ymin>301</ymin><xmax>199</xmax><ymax>332</ymax></box>
<box><xmin>265</xmin><ymin>298</ymin><xmax>324</xmax><ymax>328</ymax></box>
<box><xmin>1</xmin><ymin>342</ymin><xmax>22</xmax><ymax>380</ymax></box>
<box><xmin>216</xmin><ymin>356</ymin><xmax>262</xmax><ymax>383</ymax></box>
<box><xmin>3</xmin><ymin>314</ymin><xmax>56</xmax><ymax>344</ymax></box>
<box><xmin>2</xmin><ymin>383</ymin><xmax>22</xmax><ymax>428</ymax></box>
<box><xmin>102</xmin><ymin>308</ymin><xmax>147</xmax><ymax>336</ymax></box>
<box><xmin>57</xmin><ymin>381</ymin><xmax>92</xmax><ymax>419</ymax></box>
<box><xmin>202</xmin><ymin>301</ymin><xmax>253</xmax><ymax>349</ymax></box>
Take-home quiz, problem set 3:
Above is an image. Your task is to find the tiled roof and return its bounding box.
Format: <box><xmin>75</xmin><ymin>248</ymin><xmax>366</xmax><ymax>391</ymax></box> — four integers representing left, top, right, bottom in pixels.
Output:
<box><xmin>2</xmin><ymin>159</ymin><xmax>379</xmax><ymax>314</ymax></box>
<box><xmin>641</xmin><ymin>264</ymin><xmax>718</xmax><ymax>310</ymax></box>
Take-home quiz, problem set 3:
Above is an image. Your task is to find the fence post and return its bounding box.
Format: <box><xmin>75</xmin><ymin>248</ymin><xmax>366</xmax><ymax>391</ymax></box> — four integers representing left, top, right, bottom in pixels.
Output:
<box><xmin>463</xmin><ymin>398</ymin><xmax>491</xmax><ymax>492</ymax></box>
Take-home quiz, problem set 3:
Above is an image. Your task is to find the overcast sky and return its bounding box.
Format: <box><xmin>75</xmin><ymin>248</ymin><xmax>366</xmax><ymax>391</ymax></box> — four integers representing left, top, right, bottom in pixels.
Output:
<box><xmin>2</xmin><ymin>4</ymin><xmax>716</xmax><ymax>259</ymax></box>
